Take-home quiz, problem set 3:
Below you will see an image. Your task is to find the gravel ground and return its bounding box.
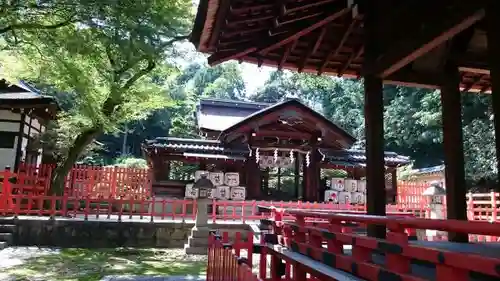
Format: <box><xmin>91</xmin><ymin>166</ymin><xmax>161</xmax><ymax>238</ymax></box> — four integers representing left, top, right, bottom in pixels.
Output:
<box><xmin>0</xmin><ymin>247</ymin><xmax>207</xmax><ymax>281</ymax></box>
<box><xmin>0</xmin><ymin>247</ymin><xmax>61</xmax><ymax>270</ymax></box>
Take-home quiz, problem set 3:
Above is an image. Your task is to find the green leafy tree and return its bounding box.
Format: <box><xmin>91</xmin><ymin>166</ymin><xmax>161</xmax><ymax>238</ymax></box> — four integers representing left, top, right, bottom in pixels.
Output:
<box><xmin>251</xmin><ymin>71</ymin><xmax>297</xmax><ymax>103</ymax></box>
<box><xmin>251</xmin><ymin>70</ymin><xmax>497</xmax><ymax>185</ymax></box>
<box><xmin>0</xmin><ymin>0</ymin><xmax>193</xmax><ymax>194</ymax></box>
<box><xmin>167</xmin><ymin>61</ymin><xmax>246</xmax><ymax>137</ymax></box>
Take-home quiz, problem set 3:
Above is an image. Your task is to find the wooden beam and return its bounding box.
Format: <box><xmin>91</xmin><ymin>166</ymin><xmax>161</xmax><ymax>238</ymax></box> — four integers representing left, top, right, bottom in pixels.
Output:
<box><xmin>258</xmin><ymin>6</ymin><xmax>351</xmax><ymax>55</ymax></box>
<box><xmin>440</xmin><ymin>62</ymin><xmax>468</xmax><ymax>243</ymax></box>
<box><xmin>207</xmin><ymin>47</ymin><xmax>257</xmax><ymax>66</ymax></box>
<box><xmin>462</xmin><ymin>74</ymin><xmax>485</xmax><ymax>92</ymax></box>
<box><xmin>279</xmin><ymin>40</ymin><xmax>298</xmax><ymax>70</ymax></box>
<box><xmin>226</xmin><ymin>12</ymin><xmax>274</xmax><ymax>27</ymax></box>
<box><xmin>486</xmin><ymin>0</ymin><xmax>500</xmax><ymax>200</ymax></box>
<box><xmin>284</xmin><ymin>0</ymin><xmax>337</xmax><ymax>15</ymax></box>
<box><xmin>319</xmin><ymin>18</ymin><xmax>359</xmax><ymax>75</ymax></box>
<box><xmin>338</xmin><ymin>45</ymin><xmax>363</xmax><ymax>77</ymax></box>
<box><xmin>255</xmin><ymin>130</ymin><xmax>311</xmax><ymax>139</ymax></box>
<box><xmin>229</xmin><ymin>3</ymin><xmax>274</xmax><ymax>15</ymax></box>
<box><xmin>363</xmin><ymin>0</ymin><xmax>386</xmax><ymax>239</ymax></box>
<box><xmin>275</xmin><ymin>11</ymin><xmax>323</xmax><ymax>28</ymax></box>
<box><xmin>209</xmin><ymin>0</ymin><xmax>231</xmax><ymax>49</ymax></box>
<box><xmin>299</xmin><ymin>26</ymin><xmax>327</xmax><ymax>73</ymax></box>
<box><xmin>373</xmin><ymin>5</ymin><xmax>485</xmax><ymax>78</ymax></box>
<box><xmin>209</xmin><ymin>4</ymin><xmax>349</xmax><ymax>66</ymax></box>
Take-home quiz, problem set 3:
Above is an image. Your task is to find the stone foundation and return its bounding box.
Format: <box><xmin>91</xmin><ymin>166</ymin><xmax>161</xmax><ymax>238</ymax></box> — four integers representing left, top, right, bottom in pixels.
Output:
<box><xmin>2</xmin><ymin>218</ymin><xmax>252</xmax><ymax>248</ymax></box>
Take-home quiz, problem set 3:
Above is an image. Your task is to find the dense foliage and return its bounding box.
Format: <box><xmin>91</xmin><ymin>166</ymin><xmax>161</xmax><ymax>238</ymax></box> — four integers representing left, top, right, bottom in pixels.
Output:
<box><xmin>88</xmin><ymin>61</ymin><xmax>496</xmax><ymax>187</ymax></box>
<box><xmin>0</xmin><ymin>2</ymin><xmax>494</xmax><ymax>189</ymax></box>
<box><xmin>0</xmin><ymin>0</ymin><xmax>193</xmax><ymax>193</ymax></box>
<box><xmin>249</xmin><ymin>71</ymin><xmax>496</xmax><ymax>185</ymax></box>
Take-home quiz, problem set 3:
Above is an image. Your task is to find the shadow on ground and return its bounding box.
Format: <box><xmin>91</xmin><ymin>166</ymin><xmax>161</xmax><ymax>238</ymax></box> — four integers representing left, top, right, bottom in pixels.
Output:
<box><xmin>2</xmin><ymin>248</ymin><xmax>206</xmax><ymax>281</ymax></box>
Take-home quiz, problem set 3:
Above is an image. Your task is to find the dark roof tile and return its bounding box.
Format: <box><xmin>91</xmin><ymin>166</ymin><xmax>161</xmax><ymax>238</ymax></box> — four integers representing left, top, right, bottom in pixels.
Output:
<box><xmin>144</xmin><ymin>137</ymin><xmax>410</xmax><ymax>166</ymax></box>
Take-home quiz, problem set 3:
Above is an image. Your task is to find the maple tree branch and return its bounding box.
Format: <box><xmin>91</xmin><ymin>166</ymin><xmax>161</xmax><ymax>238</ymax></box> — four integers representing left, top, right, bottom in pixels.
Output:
<box><xmin>0</xmin><ymin>13</ymin><xmax>77</xmax><ymax>34</ymax></box>
<box><xmin>121</xmin><ymin>59</ymin><xmax>156</xmax><ymax>91</ymax></box>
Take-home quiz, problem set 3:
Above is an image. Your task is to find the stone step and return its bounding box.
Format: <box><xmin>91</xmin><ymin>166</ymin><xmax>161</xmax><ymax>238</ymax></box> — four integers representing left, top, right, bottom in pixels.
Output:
<box><xmin>186</xmin><ymin>236</ymin><xmax>209</xmax><ymax>248</ymax></box>
<box><xmin>0</xmin><ymin>224</ymin><xmax>16</xmax><ymax>233</ymax></box>
<box><xmin>0</xmin><ymin>241</ymin><xmax>6</xmax><ymax>250</ymax></box>
<box><xmin>0</xmin><ymin>217</ymin><xmax>15</xmax><ymax>225</ymax></box>
<box><xmin>0</xmin><ymin>232</ymin><xmax>13</xmax><ymax>243</ymax></box>
<box><xmin>184</xmin><ymin>244</ymin><xmax>208</xmax><ymax>255</ymax></box>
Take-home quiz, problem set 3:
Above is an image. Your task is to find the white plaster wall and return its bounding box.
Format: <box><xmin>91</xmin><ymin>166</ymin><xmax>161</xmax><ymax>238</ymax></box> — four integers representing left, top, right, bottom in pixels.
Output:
<box><xmin>20</xmin><ymin>136</ymin><xmax>28</xmax><ymax>163</ymax></box>
<box><xmin>0</xmin><ymin>137</ymin><xmax>17</xmax><ymax>170</ymax></box>
<box><xmin>0</xmin><ymin>121</ymin><xmax>20</xmax><ymax>132</ymax></box>
<box><xmin>23</xmin><ymin>116</ymin><xmax>42</xmax><ymax>137</ymax></box>
<box><xmin>23</xmin><ymin>123</ymin><xmax>30</xmax><ymax>135</ymax></box>
<box><xmin>0</xmin><ymin>110</ymin><xmax>21</xmax><ymax>121</ymax></box>
<box><xmin>31</xmin><ymin>118</ymin><xmax>41</xmax><ymax>131</ymax></box>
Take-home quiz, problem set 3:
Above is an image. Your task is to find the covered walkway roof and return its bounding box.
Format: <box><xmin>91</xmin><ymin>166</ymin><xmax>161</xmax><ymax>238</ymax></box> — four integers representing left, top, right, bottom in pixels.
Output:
<box><xmin>191</xmin><ymin>0</ymin><xmax>489</xmax><ymax>93</ymax></box>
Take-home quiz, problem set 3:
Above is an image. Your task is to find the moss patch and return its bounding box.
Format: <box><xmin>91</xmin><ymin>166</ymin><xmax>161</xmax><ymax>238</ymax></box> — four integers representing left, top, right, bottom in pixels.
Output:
<box><xmin>4</xmin><ymin>248</ymin><xmax>206</xmax><ymax>281</ymax></box>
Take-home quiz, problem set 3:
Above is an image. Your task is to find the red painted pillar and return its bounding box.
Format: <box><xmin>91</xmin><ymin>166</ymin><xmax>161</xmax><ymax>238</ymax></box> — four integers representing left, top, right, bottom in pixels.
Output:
<box><xmin>363</xmin><ymin>0</ymin><xmax>386</xmax><ymax>239</ymax></box>
<box><xmin>440</xmin><ymin>61</ymin><xmax>467</xmax><ymax>243</ymax></box>
<box><xmin>487</xmin><ymin>1</ymin><xmax>500</xmax><ymax>198</ymax></box>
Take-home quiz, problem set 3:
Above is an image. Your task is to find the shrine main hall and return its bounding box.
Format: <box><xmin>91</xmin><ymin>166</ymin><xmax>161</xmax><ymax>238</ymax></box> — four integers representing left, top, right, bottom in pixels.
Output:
<box><xmin>143</xmin><ymin>98</ymin><xmax>409</xmax><ymax>202</ymax></box>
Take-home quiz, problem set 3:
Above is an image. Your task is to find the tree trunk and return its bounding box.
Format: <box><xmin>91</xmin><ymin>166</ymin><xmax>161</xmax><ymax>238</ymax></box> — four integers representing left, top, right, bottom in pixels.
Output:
<box><xmin>50</xmin><ymin>127</ymin><xmax>102</xmax><ymax>195</ymax></box>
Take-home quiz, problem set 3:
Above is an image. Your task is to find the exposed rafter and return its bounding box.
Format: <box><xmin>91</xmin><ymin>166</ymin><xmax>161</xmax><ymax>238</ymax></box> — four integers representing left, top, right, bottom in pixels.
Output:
<box><xmin>372</xmin><ymin>4</ymin><xmax>485</xmax><ymax>78</ymax></box>
<box><xmin>209</xmin><ymin>0</ymin><xmax>231</xmax><ymax>50</ymax></box>
<box><xmin>279</xmin><ymin>40</ymin><xmax>298</xmax><ymax>70</ymax></box>
<box><xmin>319</xmin><ymin>17</ymin><xmax>359</xmax><ymax>75</ymax></box>
<box><xmin>229</xmin><ymin>2</ymin><xmax>273</xmax><ymax>15</ymax></box>
<box><xmin>208</xmin><ymin>4</ymin><xmax>350</xmax><ymax>66</ymax></box>
<box><xmin>195</xmin><ymin>0</ymin><xmax>491</xmax><ymax>94</ymax></box>
<box><xmin>258</xmin><ymin>7</ymin><xmax>351</xmax><ymax>55</ymax></box>
<box><xmin>299</xmin><ymin>26</ymin><xmax>328</xmax><ymax>73</ymax></box>
<box><xmin>462</xmin><ymin>74</ymin><xmax>485</xmax><ymax>92</ymax></box>
<box><xmin>338</xmin><ymin>45</ymin><xmax>363</xmax><ymax>77</ymax></box>
<box><xmin>208</xmin><ymin>47</ymin><xmax>257</xmax><ymax>66</ymax></box>
<box><xmin>285</xmin><ymin>0</ymin><xmax>338</xmax><ymax>15</ymax></box>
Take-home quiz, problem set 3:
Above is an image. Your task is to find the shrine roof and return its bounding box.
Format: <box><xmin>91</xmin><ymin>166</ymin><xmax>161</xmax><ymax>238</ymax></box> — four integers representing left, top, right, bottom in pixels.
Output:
<box><xmin>143</xmin><ymin>137</ymin><xmax>409</xmax><ymax>167</ymax></box>
<box><xmin>0</xmin><ymin>80</ymin><xmax>60</xmax><ymax>118</ymax></box>
<box><xmin>196</xmin><ymin>98</ymin><xmax>271</xmax><ymax>132</ymax></box>
<box><xmin>191</xmin><ymin>1</ymin><xmax>490</xmax><ymax>93</ymax></box>
<box><xmin>219</xmin><ymin>98</ymin><xmax>356</xmax><ymax>147</ymax></box>
<box><xmin>323</xmin><ymin>149</ymin><xmax>411</xmax><ymax>167</ymax></box>
<box><xmin>144</xmin><ymin>137</ymin><xmax>249</xmax><ymax>155</ymax></box>
<box><xmin>412</xmin><ymin>165</ymin><xmax>445</xmax><ymax>175</ymax></box>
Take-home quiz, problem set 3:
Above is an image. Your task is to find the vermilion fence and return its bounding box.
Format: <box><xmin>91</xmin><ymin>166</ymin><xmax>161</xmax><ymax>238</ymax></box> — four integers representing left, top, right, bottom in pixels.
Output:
<box><xmin>1</xmin><ymin>165</ymin><xmax>499</xmax><ymax>223</ymax></box>
<box><xmin>6</xmin><ymin>163</ymin><xmax>151</xmax><ymax>199</ymax></box>
<box><xmin>269</xmin><ymin>210</ymin><xmax>500</xmax><ymax>280</ymax></box>
<box><xmin>210</xmin><ymin>212</ymin><xmax>500</xmax><ymax>281</ymax></box>
<box><xmin>207</xmin><ymin>232</ymin><xmax>259</xmax><ymax>281</ymax></box>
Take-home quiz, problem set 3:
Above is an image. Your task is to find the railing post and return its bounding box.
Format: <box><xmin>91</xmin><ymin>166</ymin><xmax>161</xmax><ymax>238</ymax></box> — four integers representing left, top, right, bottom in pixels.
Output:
<box><xmin>1</xmin><ymin>167</ymin><xmax>13</xmax><ymax>213</ymax></box>
<box><xmin>491</xmin><ymin>191</ymin><xmax>497</xmax><ymax>222</ymax></box>
<box><xmin>386</xmin><ymin>222</ymin><xmax>410</xmax><ymax>274</ymax></box>
<box><xmin>467</xmin><ymin>192</ymin><xmax>474</xmax><ymax>220</ymax></box>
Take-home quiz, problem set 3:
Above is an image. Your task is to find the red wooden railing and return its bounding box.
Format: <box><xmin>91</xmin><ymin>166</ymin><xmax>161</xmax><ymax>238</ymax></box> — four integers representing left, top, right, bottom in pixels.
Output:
<box><xmin>207</xmin><ymin>232</ymin><xmax>260</xmax><ymax>281</ymax></box>
<box><xmin>256</xmin><ymin>209</ymin><xmax>500</xmax><ymax>281</ymax></box>
<box><xmin>208</xmin><ymin>212</ymin><xmax>500</xmax><ymax>281</ymax></box>
<box><xmin>12</xmin><ymin>163</ymin><xmax>152</xmax><ymax>199</ymax></box>
<box><xmin>1</xmin><ymin>165</ymin><xmax>499</xmax><ymax>224</ymax></box>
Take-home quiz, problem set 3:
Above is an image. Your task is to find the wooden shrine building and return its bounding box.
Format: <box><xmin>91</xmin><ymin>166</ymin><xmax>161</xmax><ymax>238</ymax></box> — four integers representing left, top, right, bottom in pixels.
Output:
<box><xmin>190</xmin><ymin>0</ymin><xmax>499</xmax><ymax>241</ymax></box>
<box><xmin>0</xmin><ymin>80</ymin><xmax>59</xmax><ymax>171</ymax></box>
<box><xmin>143</xmin><ymin>98</ymin><xmax>409</xmax><ymax>201</ymax></box>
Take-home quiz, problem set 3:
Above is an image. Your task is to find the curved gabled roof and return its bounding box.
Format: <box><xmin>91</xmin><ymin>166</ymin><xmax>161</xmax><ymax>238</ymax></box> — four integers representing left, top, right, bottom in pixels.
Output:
<box><xmin>218</xmin><ymin>98</ymin><xmax>356</xmax><ymax>148</ymax></box>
